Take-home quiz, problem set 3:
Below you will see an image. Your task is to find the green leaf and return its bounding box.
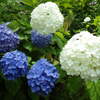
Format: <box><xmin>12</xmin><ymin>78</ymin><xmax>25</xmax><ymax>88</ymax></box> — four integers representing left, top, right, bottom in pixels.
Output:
<box><xmin>94</xmin><ymin>16</ymin><xmax>100</xmax><ymax>26</ymax></box>
<box><xmin>8</xmin><ymin>22</ymin><xmax>20</xmax><ymax>32</ymax></box>
<box><xmin>55</xmin><ymin>32</ymin><xmax>66</xmax><ymax>42</ymax></box>
<box><xmin>66</xmin><ymin>77</ymin><xmax>90</xmax><ymax>100</ymax></box>
<box><xmin>53</xmin><ymin>35</ymin><xmax>64</xmax><ymax>49</ymax></box>
<box><xmin>23</xmin><ymin>41</ymin><xmax>33</xmax><ymax>51</ymax></box>
<box><xmin>21</xmin><ymin>0</ymin><xmax>37</xmax><ymax>7</ymax></box>
<box><xmin>61</xmin><ymin>3</ymin><xmax>73</xmax><ymax>8</ymax></box>
<box><xmin>85</xmin><ymin>80</ymin><xmax>100</xmax><ymax>100</ymax></box>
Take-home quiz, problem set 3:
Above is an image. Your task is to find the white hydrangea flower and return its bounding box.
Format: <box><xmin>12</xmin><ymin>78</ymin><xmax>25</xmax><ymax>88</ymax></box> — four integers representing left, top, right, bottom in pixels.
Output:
<box><xmin>84</xmin><ymin>17</ymin><xmax>91</xmax><ymax>22</ymax></box>
<box><xmin>30</xmin><ymin>2</ymin><xmax>64</xmax><ymax>34</ymax></box>
<box><xmin>60</xmin><ymin>31</ymin><xmax>100</xmax><ymax>81</ymax></box>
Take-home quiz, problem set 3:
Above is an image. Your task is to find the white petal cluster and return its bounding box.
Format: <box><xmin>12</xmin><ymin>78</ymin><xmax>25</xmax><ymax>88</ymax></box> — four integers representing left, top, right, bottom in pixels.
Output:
<box><xmin>60</xmin><ymin>31</ymin><xmax>100</xmax><ymax>81</ymax></box>
<box><xmin>30</xmin><ymin>2</ymin><xmax>64</xmax><ymax>34</ymax></box>
<box><xmin>84</xmin><ymin>17</ymin><xmax>91</xmax><ymax>22</ymax></box>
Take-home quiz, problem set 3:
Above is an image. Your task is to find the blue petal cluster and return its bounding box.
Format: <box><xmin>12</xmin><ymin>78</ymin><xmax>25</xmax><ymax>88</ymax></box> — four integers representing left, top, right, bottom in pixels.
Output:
<box><xmin>27</xmin><ymin>58</ymin><xmax>59</xmax><ymax>95</ymax></box>
<box><xmin>0</xmin><ymin>50</ymin><xmax>28</xmax><ymax>80</ymax></box>
<box><xmin>0</xmin><ymin>24</ymin><xmax>20</xmax><ymax>52</ymax></box>
<box><xmin>31</xmin><ymin>30</ymin><xmax>52</xmax><ymax>48</ymax></box>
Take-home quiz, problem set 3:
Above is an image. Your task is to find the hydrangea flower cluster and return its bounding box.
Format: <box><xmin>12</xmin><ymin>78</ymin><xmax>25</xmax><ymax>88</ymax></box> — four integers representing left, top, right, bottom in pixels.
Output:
<box><xmin>30</xmin><ymin>2</ymin><xmax>64</xmax><ymax>34</ymax></box>
<box><xmin>31</xmin><ymin>30</ymin><xmax>53</xmax><ymax>48</ymax></box>
<box><xmin>60</xmin><ymin>31</ymin><xmax>100</xmax><ymax>81</ymax></box>
<box><xmin>84</xmin><ymin>17</ymin><xmax>91</xmax><ymax>22</ymax></box>
<box><xmin>27</xmin><ymin>59</ymin><xmax>59</xmax><ymax>95</ymax></box>
<box><xmin>0</xmin><ymin>24</ymin><xmax>20</xmax><ymax>52</ymax></box>
<box><xmin>0</xmin><ymin>50</ymin><xmax>28</xmax><ymax>80</ymax></box>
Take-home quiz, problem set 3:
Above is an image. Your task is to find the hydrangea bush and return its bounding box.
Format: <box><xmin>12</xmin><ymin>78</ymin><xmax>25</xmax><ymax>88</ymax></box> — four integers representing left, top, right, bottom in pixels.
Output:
<box><xmin>27</xmin><ymin>59</ymin><xmax>59</xmax><ymax>95</ymax></box>
<box><xmin>0</xmin><ymin>0</ymin><xmax>100</xmax><ymax>100</ymax></box>
<box><xmin>60</xmin><ymin>31</ymin><xmax>100</xmax><ymax>81</ymax></box>
<box><xmin>31</xmin><ymin>30</ymin><xmax>53</xmax><ymax>48</ymax></box>
<box><xmin>30</xmin><ymin>2</ymin><xmax>64</xmax><ymax>48</ymax></box>
<box><xmin>30</xmin><ymin>2</ymin><xmax>64</xmax><ymax>34</ymax></box>
<box><xmin>0</xmin><ymin>50</ymin><xmax>28</xmax><ymax>80</ymax></box>
<box><xmin>0</xmin><ymin>23</ymin><xmax>20</xmax><ymax>52</ymax></box>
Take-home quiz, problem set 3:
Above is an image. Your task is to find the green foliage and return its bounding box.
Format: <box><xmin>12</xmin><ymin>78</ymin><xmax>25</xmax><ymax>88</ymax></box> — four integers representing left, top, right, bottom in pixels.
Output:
<box><xmin>86</xmin><ymin>81</ymin><xmax>100</xmax><ymax>100</ymax></box>
<box><xmin>0</xmin><ymin>0</ymin><xmax>100</xmax><ymax>100</ymax></box>
<box><xmin>93</xmin><ymin>16</ymin><xmax>100</xmax><ymax>34</ymax></box>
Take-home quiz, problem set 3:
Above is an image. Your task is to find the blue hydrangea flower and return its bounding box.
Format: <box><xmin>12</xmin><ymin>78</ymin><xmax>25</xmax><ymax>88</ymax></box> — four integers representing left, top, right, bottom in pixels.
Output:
<box><xmin>0</xmin><ymin>24</ymin><xmax>20</xmax><ymax>52</ymax></box>
<box><xmin>31</xmin><ymin>30</ymin><xmax>53</xmax><ymax>48</ymax></box>
<box><xmin>27</xmin><ymin>58</ymin><xmax>59</xmax><ymax>95</ymax></box>
<box><xmin>0</xmin><ymin>50</ymin><xmax>28</xmax><ymax>80</ymax></box>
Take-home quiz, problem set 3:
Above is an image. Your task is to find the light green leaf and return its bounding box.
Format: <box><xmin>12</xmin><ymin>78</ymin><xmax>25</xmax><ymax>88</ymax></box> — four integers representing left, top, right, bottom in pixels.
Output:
<box><xmin>85</xmin><ymin>80</ymin><xmax>100</xmax><ymax>100</ymax></box>
<box><xmin>55</xmin><ymin>32</ymin><xmax>66</xmax><ymax>42</ymax></box>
